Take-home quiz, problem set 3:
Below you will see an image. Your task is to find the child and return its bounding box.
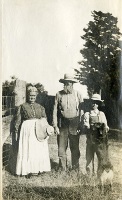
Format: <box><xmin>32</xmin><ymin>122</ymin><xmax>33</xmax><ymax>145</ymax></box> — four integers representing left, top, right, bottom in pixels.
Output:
<box><xmin>83</xmin><ymin>94</ymin><xmax>110</xmax><ymax>177</ymax></box>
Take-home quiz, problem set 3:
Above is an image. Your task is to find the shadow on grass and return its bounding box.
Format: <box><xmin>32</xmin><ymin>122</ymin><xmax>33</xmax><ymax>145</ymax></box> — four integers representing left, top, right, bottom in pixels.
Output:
<box><xmin>3</xmin><ymin>183</ymin><xmax>122</xmax><ymax>200</ymax></box>
<box><xmin>2</xmin><ymin>142</ymin><xmax>18</xmax><ymax>175</ymax></box>
<box><xmin>109</xmin><ymin>129</ymin><xmax>122</xmax><ymax>142</ymax></box>
<box><xmin>50</xmin><ymin>158</ymin><xmax>59</xmax><ymax>171</ymax></box>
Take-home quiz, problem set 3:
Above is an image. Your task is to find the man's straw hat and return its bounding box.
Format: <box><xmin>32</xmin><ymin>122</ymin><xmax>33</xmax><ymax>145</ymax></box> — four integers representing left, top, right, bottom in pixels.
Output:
<box><xmin>59</xmin><ymin>73</ymin><xmax>78</xmax><ymax>83</ymax></box>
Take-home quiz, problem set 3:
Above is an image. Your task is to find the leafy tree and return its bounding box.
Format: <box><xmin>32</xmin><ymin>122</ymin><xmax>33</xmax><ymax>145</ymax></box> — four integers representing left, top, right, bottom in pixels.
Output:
<box><xmin>2</xmin><ymin>76</ymin><xmax>18</xmax><ymax>96</ymax></box>
<box><xmin>2</xmin><ymin>76</ymin><xmax>18</xmax><ymax>114</ymax></box>
<box><xmin>75</xmin><ymin>11</ymin><xmax>122</xmax><ymax>100</ymax></box>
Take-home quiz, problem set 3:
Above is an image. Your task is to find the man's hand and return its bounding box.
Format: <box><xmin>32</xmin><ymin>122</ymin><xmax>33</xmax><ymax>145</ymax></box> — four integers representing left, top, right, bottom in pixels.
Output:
<box><xmin>54</xmin><ymin>126</ymin><xmax>60</xmax><ymax>135</ymax></box>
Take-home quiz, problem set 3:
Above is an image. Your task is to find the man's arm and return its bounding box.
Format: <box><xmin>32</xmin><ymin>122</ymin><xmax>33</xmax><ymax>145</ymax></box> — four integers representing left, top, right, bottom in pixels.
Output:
<box><xmin>77</xmin><ymin>91</ymin><xmax>84</xmax><ymax>121</ymax></box>
<box><xmin>52</xmin><ymin>92</ymin><xmax>60</xmax><ymax>134</ymax></box>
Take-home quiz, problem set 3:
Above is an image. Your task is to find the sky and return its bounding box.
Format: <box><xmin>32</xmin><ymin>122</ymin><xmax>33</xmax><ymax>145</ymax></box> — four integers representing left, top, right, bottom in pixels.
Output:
<box><xmin>2</xmin><ymin>0</ymin><xmax>122</xmax><ymax>96</ymax></box>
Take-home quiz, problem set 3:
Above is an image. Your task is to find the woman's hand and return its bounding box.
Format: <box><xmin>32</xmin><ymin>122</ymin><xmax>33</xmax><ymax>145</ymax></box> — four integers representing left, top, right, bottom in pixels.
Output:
<box><xmin>46</xmin><ymin>126</ymin><xmax>54</xmax><ymax>136</ymax></box>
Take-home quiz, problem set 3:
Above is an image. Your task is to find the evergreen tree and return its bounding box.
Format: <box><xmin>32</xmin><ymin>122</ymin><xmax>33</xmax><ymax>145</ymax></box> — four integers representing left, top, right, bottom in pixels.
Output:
<box><xmin>75</xmin><ymin>11</ymin><xmax>122</xmax><ymax>100</ymax></box>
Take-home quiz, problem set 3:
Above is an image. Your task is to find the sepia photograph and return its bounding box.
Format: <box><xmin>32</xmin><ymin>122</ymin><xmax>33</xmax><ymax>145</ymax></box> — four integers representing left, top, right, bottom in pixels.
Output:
<box><xmin>2</xmin><ymin>0</ymin><xmax>122</xmax><ymax>199</ymax></box>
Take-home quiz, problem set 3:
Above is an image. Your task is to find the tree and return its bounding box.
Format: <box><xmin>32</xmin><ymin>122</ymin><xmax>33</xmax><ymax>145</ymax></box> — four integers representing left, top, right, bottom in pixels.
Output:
<box><xmin>2</xmin><ymin>76</ymin><xmax>18</xmax><ymax>96</ymax></box>
<box><xmin>75</xmin><ymin>11</ymin><xmax>122</xmax><ymax>100</ymax></box>
<box><xmin>75</xmin><ymin>11</ymin><xmax>122</xmax><ymax>127</ymax></box>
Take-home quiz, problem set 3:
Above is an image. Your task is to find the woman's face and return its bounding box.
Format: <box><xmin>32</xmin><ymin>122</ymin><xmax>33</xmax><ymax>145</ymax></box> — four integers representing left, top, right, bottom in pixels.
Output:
<box><xmin>28</xmin><ymin>93</ymin><xmax>36</xmax><ymax>104</ymax></box>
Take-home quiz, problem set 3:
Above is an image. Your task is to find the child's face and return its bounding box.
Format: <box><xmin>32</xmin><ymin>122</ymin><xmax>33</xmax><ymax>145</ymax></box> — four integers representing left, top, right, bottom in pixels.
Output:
<box><xmin>91</xmin><ymin>100</ymin><xmax>99</xmax><ymax>110</ymax></box>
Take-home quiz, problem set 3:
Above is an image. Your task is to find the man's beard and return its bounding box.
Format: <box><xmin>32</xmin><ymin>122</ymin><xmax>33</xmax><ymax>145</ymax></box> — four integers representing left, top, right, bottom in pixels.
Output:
<box><xmin>64</xmin><ymin>86</ymin><xmax>73</xmax><ymax>94</ymax></box>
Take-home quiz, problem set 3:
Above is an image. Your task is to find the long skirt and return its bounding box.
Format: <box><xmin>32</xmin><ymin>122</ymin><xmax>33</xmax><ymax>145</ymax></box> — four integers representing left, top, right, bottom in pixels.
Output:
<box><xmin>16</xmin><ymin>119</ymin><xmax>51</xmax><ymax>175</ymax></box>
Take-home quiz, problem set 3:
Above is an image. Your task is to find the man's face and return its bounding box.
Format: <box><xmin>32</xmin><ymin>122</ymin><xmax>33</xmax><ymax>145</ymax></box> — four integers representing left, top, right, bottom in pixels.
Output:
<box><xmin>63</xmin><ymin>82</ymin><xmax>73</xmax><ymax>93</ymax></box>
<box><xmin>38</xmin><ymin>85</ymin><xmax>44</xmax><ymax>93</ymax></box>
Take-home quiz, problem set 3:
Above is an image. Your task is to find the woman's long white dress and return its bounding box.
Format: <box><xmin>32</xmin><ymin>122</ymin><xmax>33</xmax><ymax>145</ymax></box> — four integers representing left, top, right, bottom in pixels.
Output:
<box><xmin>16</xmin><ymin>119</ymin><xmax>51</xmax><ymax>175</ymax></box>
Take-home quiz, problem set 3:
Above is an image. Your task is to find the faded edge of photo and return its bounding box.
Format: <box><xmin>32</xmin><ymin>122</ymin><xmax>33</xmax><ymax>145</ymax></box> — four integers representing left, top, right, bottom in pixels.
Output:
<box><xmin>0</xmin><ymin>0</ymin><xmax>2</xmax><ymax>198</ymax></box>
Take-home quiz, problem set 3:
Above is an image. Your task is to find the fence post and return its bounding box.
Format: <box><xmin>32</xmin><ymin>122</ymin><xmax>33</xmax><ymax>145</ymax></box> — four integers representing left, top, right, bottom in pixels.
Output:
<box><xmin>14</xmin><ymin>79</ymin><xmax>26</xmax><ymax>106</ymax></box>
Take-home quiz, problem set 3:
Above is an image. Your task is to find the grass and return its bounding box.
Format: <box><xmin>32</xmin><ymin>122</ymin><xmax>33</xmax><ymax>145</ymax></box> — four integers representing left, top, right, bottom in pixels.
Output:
<box><xmin>3</xmin><ymin>170</ymin><xmax>122</xmax><ymax>200</ymax></box>
<box><xmin>3</xmin><ymin>172</ymin><xmax>121</xmax><ymax>200</ymax></box>
<box><xmin>2</xmin><ymin>134</ymin><xmax>122</xmax><ymax>200</ymax></box>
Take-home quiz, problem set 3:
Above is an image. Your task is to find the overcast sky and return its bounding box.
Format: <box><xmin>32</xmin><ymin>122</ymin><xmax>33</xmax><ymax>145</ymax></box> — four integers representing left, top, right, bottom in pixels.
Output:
<box><xmin>2</xmin><ymin>0</ymin><xmax>122</xmax><ymax>96</ymax></box>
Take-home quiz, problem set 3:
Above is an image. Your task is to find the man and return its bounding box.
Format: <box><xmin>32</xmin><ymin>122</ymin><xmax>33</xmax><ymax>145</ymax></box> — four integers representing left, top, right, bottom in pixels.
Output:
<box><xmin>35</xmin><ymin>83</ymin><xmax>50</xmax><ymax>121</ymax></box>
<box><xmin>35</xmin><ymin>83</ymin><xmax>48</xmax><ymax>108</ymax></box>
<box><xmin>53</xmin><ymin>73</ymin><xmax>83</xmax><ymax>171</ymax></box>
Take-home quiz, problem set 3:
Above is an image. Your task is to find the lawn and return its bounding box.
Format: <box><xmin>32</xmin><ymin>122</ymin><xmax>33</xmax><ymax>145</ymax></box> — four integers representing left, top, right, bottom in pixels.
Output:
<box><xmin>2</xmin><ymin>133</ymin><xmax>122</xmax><ymax>200</ymax></box>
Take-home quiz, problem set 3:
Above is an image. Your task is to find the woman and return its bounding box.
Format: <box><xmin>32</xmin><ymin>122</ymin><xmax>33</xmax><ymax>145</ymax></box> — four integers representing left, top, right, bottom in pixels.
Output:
<box><xmin>14</xmin><ymin>86</ymin><xmax>53</xmax><ymax>177</ymax></box>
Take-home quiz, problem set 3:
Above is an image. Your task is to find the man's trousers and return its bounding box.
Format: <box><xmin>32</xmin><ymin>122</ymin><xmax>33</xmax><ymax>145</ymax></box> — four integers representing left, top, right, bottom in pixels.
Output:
<box><xmin>57</xmin><ymin>117</ymin><xmax>80</xmax><ymax>170</ymax></box>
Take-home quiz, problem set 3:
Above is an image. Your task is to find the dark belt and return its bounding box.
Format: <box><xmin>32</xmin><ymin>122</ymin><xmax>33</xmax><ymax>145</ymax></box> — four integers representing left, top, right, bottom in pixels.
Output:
<box><xmin>58</xmin><ymin>116</ymin><xmax>79</xmax><ymax>128</ymax></box>
<box><xmin>62</xmin><ymin>116</ymin><xmax>79</xmax><ymax>121</ymax></box>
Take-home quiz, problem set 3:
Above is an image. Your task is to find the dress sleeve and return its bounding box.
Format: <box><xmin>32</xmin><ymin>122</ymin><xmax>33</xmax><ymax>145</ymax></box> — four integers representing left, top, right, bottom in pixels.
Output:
<box><xmin>14</xmin><ymin>106</ymin><xmax>22</xmax><ymax>137</ymax></box>
<box><xmin>40</xmin><ymin>105</ymin><xmax>46</xmax><ymax>118</ymax></box>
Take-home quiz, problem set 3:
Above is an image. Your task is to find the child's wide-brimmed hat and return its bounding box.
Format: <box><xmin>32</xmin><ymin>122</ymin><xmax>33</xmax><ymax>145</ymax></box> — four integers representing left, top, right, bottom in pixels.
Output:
<box><xmin>59</xmin><ymin>73</ymin><xmax>78</xmax><ymax>83</ymax></box>
<box><xmin>91</xmin><ymin>94</ymin><xmax>104</xmax><ymax>102</ymax></box>
<box><xmin>35</xmin><ymin>118</ymin><xmax>54</xmax><ymax>141</ymax></box>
